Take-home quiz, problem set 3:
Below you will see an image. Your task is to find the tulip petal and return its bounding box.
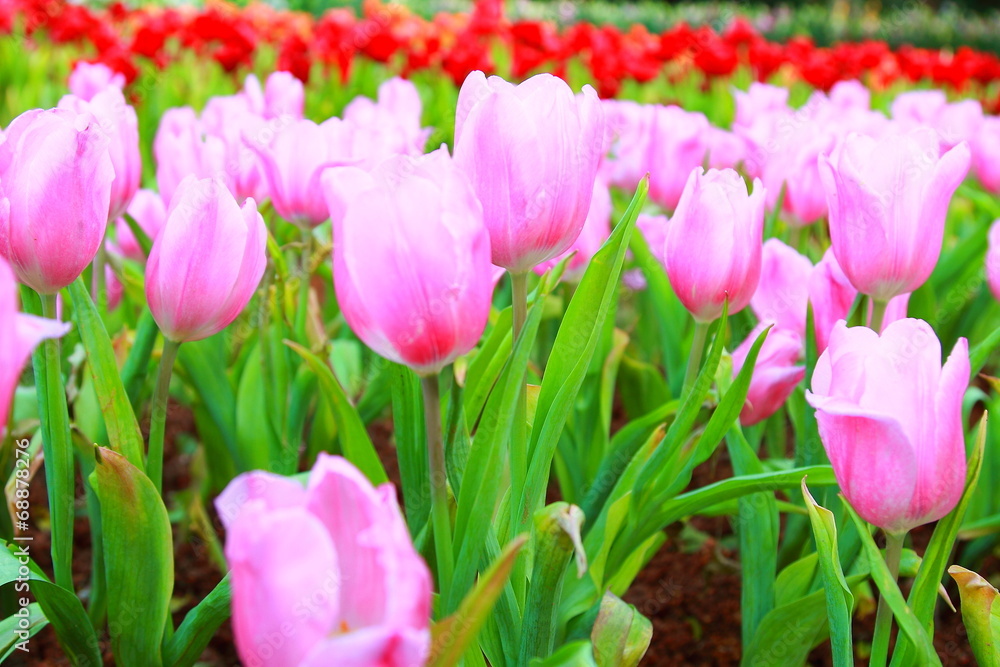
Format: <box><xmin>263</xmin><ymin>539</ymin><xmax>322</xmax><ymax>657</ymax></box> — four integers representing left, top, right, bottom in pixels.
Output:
<box><xmin>213</xmin><ymin>470</ymin><xmax>307</xmax><ymax>529</ymax></box>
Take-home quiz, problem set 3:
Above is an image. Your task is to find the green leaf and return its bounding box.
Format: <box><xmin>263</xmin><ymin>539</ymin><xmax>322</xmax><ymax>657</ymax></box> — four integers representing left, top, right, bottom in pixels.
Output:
<box><xmin>0</xmin><ymin>603</ymin><xmax>47</xmax><ymax>660</ymax></box>
<box><xmin>178</xmin><ymin>335</ymin><xmax>241</xmax><ymax>469</ymax></box>
<box><xmin>529</xmin><ymin>640</ymin><xmax>598</xmax><ymax>667</ymax></box>
<box><xmin>285</xmin><ymin>340</ymin><xmax>388</xmax><ymax>485</ymax></box>
<box><xmin>844</xmin><ymin>503</ymin><xmax>942</xmax><ymax>667</ymax></box>
<box><xmin>948</xmin><ymin>565</ymin><xmax>1000</xmax><ymax>667</ymax></box>
<box><xmin>464</xmin><ymin>307</ymin><xmax>513</xmax><ymax>431</ymax></box>
<box><xmin>67</xmin><ymin>279</ymin><xmax>146</xmax><ymax>469</ymax></box>
<box><xmin>390</xmin><ymin>364</ymin><xmax>431</xmax><ymax>535</ymax></box>
<box><xmin>122</xmin><ymin>212</ymin><xmax>153</xmax><ymax>258</ymax></box>
<box><xmin>91</xmin><ymin>447</ymin><xmax>174</xmax><ymax>667</ymax></box>
<box><xmin>162</xmin><ymin>574</ymin><xmax>232</xmax><ymax>667</ymax></box>
<box><xmin>970</xmin><ymin>327</ymin><xmax>1000</xmax><ymax>381</ymax></box>
<box><xmin>235</xmin><ymin>343</ymin><xmax>282</xmax><ymax>471</ymax></box>
<box><xmin>429</xmin><ymin>534</ymin><xmax>528</xmax><ymax>667</ymax></box>
<box><xmin>802</xmin><ymin>480</ymin><xmax>854</xmax><ymax>667</ymax></box>
<box><xmin>590</xmin><ymin>592</ymin><xmax>652</xmax><ymax>667</ymax></box>
<box><xmin>0</xmin><ymin>545</ymin><xmax>101</xmax><ymax>666</ymax></box>
<box><xmin>121</xmin><ymin>309</ymin><xmax>160</xmax><ymax>410</ymax></box>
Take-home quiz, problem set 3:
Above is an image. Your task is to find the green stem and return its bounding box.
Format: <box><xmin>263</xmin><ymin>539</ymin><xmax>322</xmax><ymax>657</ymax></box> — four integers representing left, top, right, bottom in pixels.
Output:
<box><xmin>294</xmin><ymin>227</ymin><xmax>312</xmax><ymax>341</ymax></box>
<box><xmin>509</xmin><ymin>272</ymin><xmax>529</xmax><ymax>603</ymax></box>
<box><xmin>869</xmin><ymin>298</ymin><xmax>889</xmax><ymax>334</ymax></box>
<box><xmin>36</xmin><ymin>293</ymin><xmax>74</xmax><ymax>590</ymax></box>
<box><xmin>870</xmin><ymin>531</ymin><xmax>905</xmax><ymax>667</ymax></box>
<box><xmin>148</xmin><ymin>339</ymin><xmax>181</xmax><ymax>494</ymax></box>
<box><xmin>682</xmin><ymin>321</ymin><xmax>711</xmax><ymax>395</ymax></box>
<box><xmin>92</xmin><ymin>243</ymin><xmax>107</xmax><ymax>314</ymax></box>
<box><xmin>421</xmin><ymin>373</ymin><xmax>453</xmax><ymax>600</ymax></box>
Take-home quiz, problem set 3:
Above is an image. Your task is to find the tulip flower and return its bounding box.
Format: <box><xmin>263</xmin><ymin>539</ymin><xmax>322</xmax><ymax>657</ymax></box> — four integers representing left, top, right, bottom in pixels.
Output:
<box><xmin>987</xmin><ymin>220</ymin><xmax>1000</xmax><ymax>302</ymax></box>
<box><xmin>216</xmin><ymin>454</ymin><xmax>432</xmax><ymax>667</ymax></box>
<box><xmin>154</xmin><ymin>107</ymin><xmax>226</xmax><ymax>206</ymax></box>
<box><xmin>808</xmin><ymin>249</ymin><xmax>909</xmax><ymax>353</ymax></box>
<box><xmin>0</xmin><ymin>107</ymin><xmax>114</xmax><ymax>294</ymax></box>
<box><xmin>263</xmin><ymin>70</ymin><xmax>305</xmax><ymax>120</ymax></box>
<box><xmin>751</xmin><ymin>239</ymin><xmax>813</xmax><ymax>334</ymax></box>
<box><xmin>249</xmin><ymin>118</ymin><xmax>354</xmax><ymax>227</ymax></box>
<box><xmin>112</xmin><ymin>189</ymin><xmax>167</xmax><ymax>263</ymax></box>
<box><xmin>453</xmin><ymin>71</ymin><xmax>603</xmax><ymax>273</ymax></box>
<box><xmin>201</xmin><ymin>95</ymin><xmax>270</xmax><ymax>204</ymax></box>
<box><xmin>0</xmin><ymin>257</ymin><xmax>70</xmax><ymax>434</ymax></box>
<box><xmin>732</xmin><ymin>325</ymin><xmax>805</xmax><ymax>426</ymax></box>
<box><xmin>646</xmin><ymin>105</ymin><xmax>711</xmax><ymax>210</ymax></box>
<box><xmin>732</xmin><ymin>83</ymin><xmax>789</xmax><ymax>128</ymax></box>
<box><xmin>145</xmin><ymin>176</ymin><xmax>267</xmax><ymax>343</ymax></box>
<box><xmin>665</xmin><ymin>167</ymin><xmax>766</xmax><ymax>323</ymax></box>
<box><xmin>972</xmin><ymin>117</ymin><xmax>1000</xmax><ymax>194</ymax></box>
<box><xmin>59</xmin><ymin>87</ymin><xmax>141</xmax><ymax>220</ymax></box>
<box><xmin>68</xmin><ymin>61</ymin><xmax>125</xmax><ymax>102</ymax></box>
<box><xmin>602</xmin><ymin>99</ymin><xmax>655</xmax><ymax>190</ymax></box>
<box><xmin>806</xmin><ymin>318</ymin><xmax>968</xmax><ymax>535</ymax></box>
<box><xmin>343</xmin><ymin>77</ymin><xmax>431</xmax><ymax>166</ymax></box>
<box><xmin>534</xmin><ymin>176</ymin><xmax>612</xmax><ymax>279</ymax></box>
<box><xmin>818</xmin><ymin>128</ymin><xmax>971</xmax><ymax>306</ymax></box>
<box><xmin>324</xmin><ymin>148</ymin><xmax>492</xmax><ymax>375</ymax></box>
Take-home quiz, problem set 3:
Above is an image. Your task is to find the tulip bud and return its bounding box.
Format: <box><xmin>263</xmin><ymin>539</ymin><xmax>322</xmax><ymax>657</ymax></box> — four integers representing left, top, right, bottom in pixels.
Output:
<box><xmin>972</xmin><ymin>117</ymin><xmax>1000</xmax><ymax>194</ymax></box>
<box><xmin>111</xmin><ymin>189</ymin><xmax>167</xmax><ymax>263</ymax></box>
<box><xmin>751</xmin><ymin>239</ymin><xmax>813</xmax><ymax>334</ymax></box>
<box><xmin>68</xmin><ymin>61</ymin><xmax>125</xmax><ymax>102</ymax></box>
<box><xmin>154</xmin><ymin>107</ymin><xmax>226</xmax><ymax>206</ymax></box>
<box><xmin>0</xmin><ymin>257</ymin><xmax>71</xmax><ymax>434</ymax></box>
<box><xmin>324</xmin><ymin>148</ymin><xmax>493</xmax><ymax>375</ymax></box>
<box><xmin>646</xmin><ymin>105</ymin><xmax>712</xmax><ymax>210</ymax></box>
<box><xmin>664</xmin><ymin>168</ymin><xmax>766</xmax><ymax>322</ymax></box>
<box><xmin>0</xmin><ymin>108</ymin><xmax>114</xmax><ymax>294</ymax></box>
<box><xmin>818</xmin><ymin>128</ymin><xmax>971</xmax><ymax>302</ymax></box>
<box><xmin>987</xmin><ymin>220</ymin><xmax>1000</xmax><ymax>302</ymax></box>
<box><xmin>806</xmin><ymin>319</ymin><xmax>968</xmax><ymax>534</ymax></box>
<box><xmin>343</xmin><ymin>77</ymin><xmax>430</xmax><ymax>166</ymax></box>
<box><xmin>733</xmin><ymin>325</ymin><xmax>805</xmax><ymax>426</ymax></box>
<box><xmin>534</xmin><ymin>176</ymin><xmax>612</xmax><ymax>279</ymax></box>
<box><xmin>453</xmin><ymin>71</ymin><xmax>604</xmax><ymax>272</ymax></box>
<box><xmin>263</xmin><ymin>70</ymin><xmax>305</xmax><ymax>120</ymax></box>
<box><xmin>59</xmin><ymin>87</ymin><xmax>141</xmax><ymax>220</ymax></box>
<box><xmin>217</xmin><ymin>454</ymin><xmax>431</xmax><ymax>667</ymax></box>
<box><xmin>145</xmin><ymin>176</ymin><xmax>266</xmax><ymax>342</ymax></box>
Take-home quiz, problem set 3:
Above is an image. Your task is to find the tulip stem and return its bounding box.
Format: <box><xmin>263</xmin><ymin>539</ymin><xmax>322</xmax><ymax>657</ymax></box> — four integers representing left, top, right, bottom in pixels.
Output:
<box><xmin>869</xmin><ymin>298</ymin><xmax>889</xmax><ymax>333</ymax></box>
<box><xmin>682</xmin><ymin>321</ymin><xmax>711</xmax><ymax>394</ymax></box>
<box><xmin>35</xmin><ymin>292</ymin><xmax>74</xmax><ymax>591</ymax></box>
<box><xmin>421</xmin><ymin>373</ymin><xmax>453</xmax><ymax>600</ymax></box>
<box><xmin>148</xmin><ymin>339</ymin><xmax>181</xmax><ymax>495</ymax></box>
<box><xmin>510</xmin><ymin>271</ymin><xmax>530</xmax><ymax>605</ymax></box>
<box><xmin>294</xmin><ymin>228</ymin><xmax>312</xmax><ymax>341</ymax></box>
<box><xmin>870</xmin><ymin>530</ymin><xmax>906</xmax><ymax>667</ymax></box>
<box><xmin>92</xmin><ymin>243</ymin><xmax>107</xmax><ymax>314</ymax></box>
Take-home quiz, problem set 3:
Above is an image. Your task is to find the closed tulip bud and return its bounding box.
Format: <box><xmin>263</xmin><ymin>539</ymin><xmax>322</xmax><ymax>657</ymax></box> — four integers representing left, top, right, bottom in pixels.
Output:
<box><xmin>665</xmin><ymin>168</ymin><xmax>766</xmax><ymax>322</ymax></box>
<box><xmin>59</xmin><ymin>87</ymin><xmax>141</xmax><ymax>220</ymax></box>
<box><xmin>806</xmin><ymin>319</ymin><xmax>968</xmax><ymax>534</ymax></box>
<box><xmin>201</xmin><ymin>95</ymin><xmax>270</xmax><ymax>204</ymax></box>
<box><xmin>453</xmin><ymin>71</ymin><xmax>603</xmax><ymax>272</ymax></box>
<box><xmin>733</xmin><ymin>325</ymin><xmax>805</xmax><ymax>426</ymax></box>
<box><xmin>145</xmin><ymin>176</ymin><xmax>266</xmax><ymax>343</ymax></box>
<box><xmin>343</xmin><ymin>77</ymin><xmax>431</xmax><ymax>166</ymax></box>
<box><xmin>646</xmin><ymin>105</ymin><xmax>711</xmax><ymax>210</ymax></box>
<box><xmin>249</xmin><ymin>118</ymin><xmax>353</xmax><ymax>227</ymax></box>
<box><xmin>818</xmin><ymin>129</ymin><xmax>971</xmax><ymax>302</ymax></box>
<box><xmin>263</xmin><ymin>70</ymin><xmax>304</xmax><ymax>120</ymax></box>
<box><xmin>111</xmin><ymin>189</ymin><xmax>167</xmax><ymax>263</ymax></box>
<box><xmin>602</xmin><ymin>99</ymin><xmax>655</xmax><ymax>190</ymax></box>
<box><xmin>0</xmin><ymin>108</ymin><xmax>114</xmax><ymax>294</ymax></box>
<box><xmin>0</xmin><ymin>257</ymin><xmax>71</xmax><ymax>434</ymax></box>
<box><xmin>217</xmin><ymin>454</ymin><xmax>431</xmax><ymax>667</ymax></box>
<box><xmin>68</xmin><ymin>61</ymin><xmax>125</xmax><ymax>102</ymax></box>
<box><xmin>324</xmin><ymin>148</ymin><xmax>493</xmax><ymax>375</ymax></box>
<box><xmin>972</xmin><ymin>117</ymin><xmax>1000</xmax><ymax>194</ymax></box>
<box><xmin>987</xmin><ymin>220</ymin><xmax>1000</xmax><ymax>302</ymax></box>
<box><xmin>751</xmin><ymin>239</ymin><xmax>813</xmax><ymax>334</ymax></box>
<box><xmin>733</xmin><ymin>83</ymin><xmax>789</xmax><ymax>129</ymax></box>
<box><xmin>154</xmin><ymin>107</ymin><xmax>226</xmax><ymax>206</ymax></box>
<box><xmin>534</xmin><ymin>176</ymin><xmax>612</xmax><ymax>279</ymax></box>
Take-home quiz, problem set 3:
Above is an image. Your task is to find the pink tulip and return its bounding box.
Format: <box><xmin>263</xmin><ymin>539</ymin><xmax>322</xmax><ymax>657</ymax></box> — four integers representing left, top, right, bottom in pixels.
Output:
<box><xmin>705</xmin><ymin>127</ymin><xmax>745</xmax><ymax>170</ymax></box>
<box><xmin>145</xmin><ymin>176</ymin><xmax>266</xmax><ymax>342</ymax></box>
<box><xmin>0</xmin><ymin>107</ymin><xmax>114</xmax><ymax>294</ymax></box>
<box><xmin>264</xmin><ymin>71</ymin><xmax>305</xmax><ymax>120</ymax></box>
<box><xmin>972</xmin><ymin>117</ymin><xmax>1000</xmax><ymax>194</ymax></box>
<box><xmin>602</xmin><ymin>99</ymin><xmax>655</xmax><ymax>190</ymax></box>
<box><xmin>818</xmin><ymin>128</ymin><xmax>971</xmax><ymax>302</ymax></box>
<box><xmin>891</xmin><ymin>91</ymin><xmax>983</xmax><ymax>149</ymax></box>
<box><xmin>324</xmin><ymin>148</ymin><xmax>492</xmax><ymax>375</ymax></box>
<box><xmin>636</xmin><ymin>213</ymin><xmax>669</xmax><ymax>262</ymax></box>
<box><xmin>453</xmin><ymin>71</ymin><xmax>603</xmax><ymax>272</ymax></box>
<box><xmin>806</xmin><ymin>319</ymin><xmax>968</xmax><ymax>534</ymax></box>
<box><xmin>733</xmin><ymin>83</ymin><xmax>789</xmax><ymax>128</ymax></box>
<box><xmin>646</xmin><ymin>105</ymin><xmax>711</xmax><ymax>210</ymax></box>
<box><xmin>733</xmin><ymin>325</ymin><xmax>805</xmax><ymax>426</ymax></box>
<box><xmin>751</xmin><ymin>239</ymin><xmax>813</xmax><ymax>334</ymax></box>
<box><xmin>343</xmin><ymin>78</ymin><xmax>430</xmax><ymax>166</ymax></box>
<box><xmin>154</xmin><ymin>107</ymin><xmax>226</xmax><ymax>206</ymax></box>
<box><xmin>987</xmin><ymin>220</ymin><xmax>1000</xmax><ymax>302</ymax></box>
<box><xmin>665</xmin><ymin>168</ymin><xmax>765</xmax><ymax>322</ymax></box>
<box><xmin>807</xmin><ymin>249</ymin><xmax>910</xmax><ymax>353</ymax></box>
<box><xmin>0</xmin><ymin>257</ymin><xmax>70</xmax><ymax>434</ymax></box>
<box><xmin>760</xmin><ymin>120</ymin><xmax>837</xmax><ymax>226</ymax></box>
<box><xmin>59</xmin><ymin>87</ymin><xmax>141</xmax><ymax>220</ymax></box>
<box><xmin>68</xmin><ymin>61</ymin><xmax>125</xmax><ymax>102</ymax></box>
<box><xmin>534</xmin><ymin>176</ymin><xmax>612</xmax><ymax>278</ymax></box>
<box><xmin>201</xmin><ymin>95</ymin><xmax>270</xmax><ymax>203</ymax></box>
<box><xmin>827</xmin><ymin>80</ymin><xmax>871</xmax><ymax>111</ymax></box>
<box><xmin>106</xmin><ymin>265</ymin><xmax>123</xmax><ymax>311</ymax></box>
<box><xmin>112</xmin><ymin>189</ymin><xmax>167</xmax><ymax>263</ymax></box>
<box><xmin>249</xmin><ymin>118</ymin><xmax>354</xmax><ymax>227</ymax></box>
<box><xmin>216</xmin><ymin>454</ymin><xmax>431</xmax><ymax>667</ymax></box>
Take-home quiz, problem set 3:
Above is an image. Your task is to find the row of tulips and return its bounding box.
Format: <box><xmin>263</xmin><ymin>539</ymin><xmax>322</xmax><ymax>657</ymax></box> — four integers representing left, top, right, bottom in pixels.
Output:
<box><xmin>2</xmin><ymin>44</ymin><xmax>1000</xmax><ymax>667</ymax></box>
<box><xmin>6</xmin><ymin>0</ymin><xmax>1000</xmax><ymax>102</ymax></box>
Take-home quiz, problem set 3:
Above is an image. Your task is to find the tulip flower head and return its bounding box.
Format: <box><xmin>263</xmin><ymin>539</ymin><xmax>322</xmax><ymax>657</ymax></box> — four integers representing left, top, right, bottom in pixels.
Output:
<box><xmin>646</xmin><ymin>105</ymin><xmax>712</xmax><ymax>210</ymax></box>
<box><xmin>68</xmin><ymin>61</ymin><xmax>125</xmax><ymax>102</ymax></box>
<box><xmin>453</xmin><ymin>71</ymin><xmax>604</xmax><ymax>273</ymax></box>
<box><xmin>217</xmin><ymin>454</ymin><xmax>432</xmax><ymax>667</ymax></box>
<box><xmin>0</xmin><ymin>107</ymin><xmax>114</xmax><ymax>294</ymax></box>
<box><xmin>534</xmin><ymin>176</ymin><xmax>612</xmax><ymax>279</ymax></box>
<box><xmin>733</xmin><ymin>325</ymin><xmax>805</xmax><ymax>426</ymax></box>
<box><xmin>751</xmin><ymin>239</ymin><xmax>813</xmax><ymax>334</ymax></box>
<box><xmin>324</xmin><ymin>148</ymin><xmax>493</xmax><ymax>376</ymax></box>
<box><xmin>145</xmin><ymin>176</ymin><xmax>267</xmax><ymax>342</ymax></box>
<box><xmin>111</xmin><ymin>189</ymin><xmax>167</xmax><ymax>263</ymax></box>
<box><xmin>987</xmin><ymin>220</ymin><xmax>1000</xmax><ymax>303</ymax></box>
<box><xmin>664</xmin><ymin>167</ymin><xmax>766</xmax><ymax>322</ymax></box>
<box><xmin>818</xmin><ymin>128</ymin><xmax>971</xmax><ymax>302</ymax></box>
<box><xmin>806</xmin><ymin>319</ymin><xmax>968</xmax><ymax>534</ymax></box>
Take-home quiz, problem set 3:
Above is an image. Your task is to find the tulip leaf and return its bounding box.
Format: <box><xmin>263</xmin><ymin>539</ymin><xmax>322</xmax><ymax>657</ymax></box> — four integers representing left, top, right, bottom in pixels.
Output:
<box><xmin>0</xmin><ymin>603</ymin><xmax>47</xmax><ymax>660</ymax></box>
<box><xmin>948</xmin><ymin>565</ymin><xmax>1000</xmax><ymax>667</ymax></box>
<box><xmin>516</xmin><ymin>177</ymin><xmax>647</xmax><ymax>536</ymax></box>
<box><xmin>890</xmin><ymin>413</ymin><xmax>987</xmax><ymax>667</ymax></box>
<box><xmin>67</xmin><ymin>279</ymin><xmax>146</xmax><ymax>470</ymax></box>
<box><xmin>590</xmin><ymin>592</ymin><xmax>652</xmax><ymax>667</ymax></box>
<box><xmin>122</xmin><ymin>212</ymin><xmax>153</xmax><ymax>258</ymax></box>
<box><xmin>801</xmin><ymin>479</ymin><xmax>854</xmax><ymax>667</ymax></box>
<box><xmin>529</xmin><ymin>640</ymin><xmax>598</xmax><ymax>667</ymax></box>
<box><xmin>464</xmin><ymin>307</ymin><xmax>513</xmax><ymax>431</ymax></box>
<box><xmin>91</xmin><ymin>446</ymin><xmax>174</xmax><ymax>667</ymax></box>
<box><xmin>969</xmin><ymin>327</ymin><xmax>1000</xmax><ymax>381</ymax></box>
<box><xmin>162</xmin><ymin>574</ymin><xmax>232</xmax><ymax>667</ymax></box>
<box><xmin>844</xmin><ymin>503</ymin><xmax>942</xmax><ymax>667</ymax></box>
<box><xmin>389</xmin><ymin>363</ymin><xmax>432</xmax><ymax>535</ymax></box>
<box><xmin>178</xmin><ymin>335</ymin><xmax>242</xmax><ymax>469</ymax></box>
<box><xmin>0</xmin><ymin>544</ymin><xmax>101</xmax><ymax>666</ymax></box>
<box><xmin>120</xmin><ymin>309</ymin><xmax>161</xmax><ymax>410</ymax></box>
<box><xmin>429</xmin><ymin>534</ymin><xmax>527</xmax><ymax>667</ymax></box>
<box><xmin>284</xmin><ymin>340</ymin><xmax>388</xmax><ymax>485</ymax></box>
